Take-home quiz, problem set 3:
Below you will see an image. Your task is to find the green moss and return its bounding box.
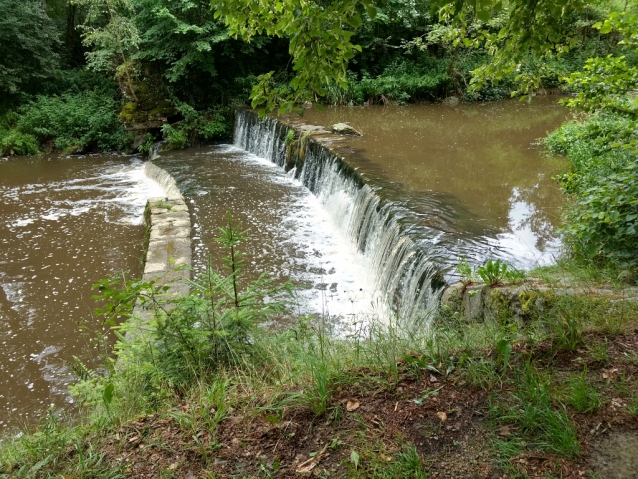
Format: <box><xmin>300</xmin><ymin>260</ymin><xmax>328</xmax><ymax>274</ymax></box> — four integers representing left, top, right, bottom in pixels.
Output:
<box><xmin>119</xmin><ymin>102</ymin><xmax>148</xmax><ymax>123</ymax></box>
<box><xmin>519</xmin><ymin>290</ymin><xmax>541</xmax><ymax>317</ymax></box>
<box><xmin>487</xmin><ymin>289</ymin><xmax>511</xmax><ymax>322</ymax></box>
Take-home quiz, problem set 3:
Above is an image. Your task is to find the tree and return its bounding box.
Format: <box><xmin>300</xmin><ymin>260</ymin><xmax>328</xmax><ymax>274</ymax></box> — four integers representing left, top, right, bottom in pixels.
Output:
<box><xmin>211</xmin><ymin>0</ymin><xmax>379</xmax><ymax>115</ymax></box>
<box><xmin>132</xmin><ymin>0</ymin><xmax>230</xmax><ymax>106</ymax></box>
<box><xmin>0</xmin><ymin>0</ymin><xmax>61</xmax><ymax>108</ymax></box>
<box><xmin>73</xmin><ymin>0</ymin><xmax>140</xmax><ymax>101</ymax></box>
<box><xmin>211</xmin><ymin>0</ymin><xmax>598</xmax><ymax>111</ymax></box>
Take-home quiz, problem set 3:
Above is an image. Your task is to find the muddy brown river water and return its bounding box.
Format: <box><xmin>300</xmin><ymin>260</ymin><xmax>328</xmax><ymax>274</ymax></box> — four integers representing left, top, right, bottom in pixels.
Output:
<box><xmin>0</xmin><ymin>155</ymin><xmax>164</xmax><ymax>430</ymax></box>
<box><xmin>0</xmin><ymin>97</ymin><xmax>569</xmax><ymax>431</ymax></box>
<box><xmin>297</xmin><ymin>96</ymin><xmax>569</xmax><ymax>265</ymax></box>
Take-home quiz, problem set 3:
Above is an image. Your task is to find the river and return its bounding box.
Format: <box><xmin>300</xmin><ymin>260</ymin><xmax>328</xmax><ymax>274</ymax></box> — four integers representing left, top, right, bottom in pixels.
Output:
<box><xmin>0</xmin><ymin>97</ymin><xmax>568</xmax><ymax>431</ymax></box>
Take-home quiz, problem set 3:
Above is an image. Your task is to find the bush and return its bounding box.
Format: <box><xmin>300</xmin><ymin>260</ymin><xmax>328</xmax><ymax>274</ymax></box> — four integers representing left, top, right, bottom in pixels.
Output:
<box><xmin>161</xmin><ymin>123</ymin><xmax>189</xmax><ymax>150</ymax></box>
<box><xmin>16</xmin><ymin>91</ymin><xmax>131</xmax><ymax>153</ymax></box>
<box><xmin>545</xmin><ymin>113</ymin><xmax>638</xmax><ymax>270</ymax></box>
<box><xmin>559</xmin><ymin>161</ymin><xmax>638</xmax><ymax>269</ymax></box>
<box><xmin>325</xmin><ymin>59</ymin><xmax>451</xmax><ymax>105</ymax></box>
<box><xmin>0</xmin><ymin>130</ymin><xmax>39</xmax><ymax>155</ymax></box>
<box><xmin>95</xmin><ymin>213</ymin><xmax>293</xmax><ymax>384</ymax></box>
<box><xmin>160</xmin><ymin>107</ymin><xmax>232</xmax><ymax>150</ymax></box>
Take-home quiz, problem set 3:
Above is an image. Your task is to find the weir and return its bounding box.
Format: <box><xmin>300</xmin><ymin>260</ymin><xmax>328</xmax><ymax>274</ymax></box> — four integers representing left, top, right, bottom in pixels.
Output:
<box><xmin>234</xmin><ymin>110</ymin><xmax>444</xmax><ymax>321</ymax></box>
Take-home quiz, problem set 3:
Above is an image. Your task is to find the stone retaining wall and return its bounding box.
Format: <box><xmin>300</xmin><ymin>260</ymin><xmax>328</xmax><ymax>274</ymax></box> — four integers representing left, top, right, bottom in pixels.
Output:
<box><xmin>441</xmin><ymin>281</ymin><xmax>638</xmax><ymax>323</ymax></box>
<box><xmin>129</xmin><ymin>163</ymin><xmax>191</xmax><ymax>330</ymax></box>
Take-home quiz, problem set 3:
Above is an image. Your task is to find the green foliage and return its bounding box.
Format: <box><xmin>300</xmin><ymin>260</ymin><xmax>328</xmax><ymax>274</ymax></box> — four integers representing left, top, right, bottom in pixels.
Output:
<box><xmin>559</xmin><ymin>160</ymin><xmax>638</xmax><ymax>268</ymax></box>
<box><xmin>1</xmin><ymin>86</ymin><xmax>131</xmax><ymax>155</ymax></box>
<box><xmin>476</xmin><ymin>259</ymin><xmax>508</xmax><ymax>286</ymax></box>
<box><xmin>538</xmin><ymin>8</ymin><xmax>638</xmax><ymax>272</ymax></box>
<box><xmin>282</xmin><ymin>319</ymin><xmax>334</xmax><ymax>416</ymax></box>
<box><xmin>546</xmin><ymin>114</ymin><xmax>638</xmax><ymax>270</ymax></box>
<box><xmin>137</xmin><ymin>133</ymin><xmax>155</xmax><ymax>155</ymax></box>
<box><xmin>95</xmin><ymin>213</ymin><xmax>293</xmax><ymax>384</ymax></box>
<box><xmin>0</xmin><ymin>0</ymin><xmax>61</xmax><ymax>108</ymax></box>
<box><xmin>74</xmin><ymin>0</ymin><xmax>139</xmax><ymax>101</ymax></box>
<box><xmin>160</xmin><ymin>107</ymin><xmax>232</xmax><ymax>150</ymax></box>
<box><xmin>355</xmin><ymin>63</ymin><xmax>451</xmax><ymax>104</ymax></box>
<box><xmin>490</xmin><ymin>364</ymin><xmax>579</xmax><ymax>457</ymax></box>
<box><xmin>0</xmin><ymin>408</ymin><xmax>124</xmax><ymax>478</ymax></box>
<box><xmin>132</xmin><ymin>0</ymin><xmax>227</xmax><ymax>85</ymax></box>
<box><xmin>465</xmin><ymin>357</ymin><xmax>500</xmax><ymax>389</ymax></box>
<box><xmin>565</xmin><ymin>370</ymin><xmax>601</xmax><ymax>413</ymax></box>
<box><xmin>212</xmin><ymin>0</ymin><xmax>378</xmax><ymax>115</ymax></box>
<box><xmin>16</xmin><ymin>91</ymin><xmax>132</xmax><ymax>153</ymax></box>
<box><xmin>0</xmin><ymin>130</ymin><xmax>40</xmax><ymax>156</ymax></box>
<box><xmin>456</xmin><ymin>257</ymin><xmax>475</xmax><ymax>285</ymax></box>
<box><xmin>367</xmin><ymin>445</ymin><xmax>428</xmax><ymax>478</ymax></box>
<box><xmin>563</xmin><ymin>55</ymin><xmax>638</xmax><ymax>114</ymax></box>
<box><xmin>161</xmin><ymin>123</ymin><xmax>189</xmax><ymax>150</ymax></box>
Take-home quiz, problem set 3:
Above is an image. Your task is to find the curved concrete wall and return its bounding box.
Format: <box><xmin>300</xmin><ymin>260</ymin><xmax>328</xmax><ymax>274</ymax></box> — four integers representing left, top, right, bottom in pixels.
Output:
<box><xmin>129</xmin><ymin>162</ymin><xmax>191</xmax><ymax>334</ymax></box>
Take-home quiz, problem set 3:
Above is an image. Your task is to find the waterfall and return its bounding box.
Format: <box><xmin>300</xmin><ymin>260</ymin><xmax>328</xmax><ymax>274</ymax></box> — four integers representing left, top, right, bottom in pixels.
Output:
<box><xmin>149</xmin><ymin>141</ymin><xmax>163</xmax><ymax>161</ymax></box>
<box><xmin>234</xmin><ymin>110</ymin><xmax>444</xmax><ymax>321</ymax></box>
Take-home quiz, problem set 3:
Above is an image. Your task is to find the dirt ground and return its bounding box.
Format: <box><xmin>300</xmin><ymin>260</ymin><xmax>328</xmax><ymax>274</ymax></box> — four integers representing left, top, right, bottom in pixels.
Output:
<box><xmin>97</xmin><ymin>331</ymin><xmax>638</xmax><ymax>478</ymax></box>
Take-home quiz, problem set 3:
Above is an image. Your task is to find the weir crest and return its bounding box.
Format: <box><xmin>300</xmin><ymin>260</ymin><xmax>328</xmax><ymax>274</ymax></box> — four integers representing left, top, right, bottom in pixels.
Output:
<box><xmin>234</xmin><ymin>110</ymin><xmax>444</xmax><ymax>322</ymax></box>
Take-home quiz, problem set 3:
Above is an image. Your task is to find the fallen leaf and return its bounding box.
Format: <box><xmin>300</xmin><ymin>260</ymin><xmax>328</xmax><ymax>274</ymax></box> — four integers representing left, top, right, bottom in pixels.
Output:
<box><xmin>436</xmin><ymin>412</ymin><xmax>447</xmax><ymax>422</ymax></box>
<box><xmin>346</xmin><ymin>400</ymin><xmax>360</xmax><ymax>412</ymax></box>
<box><xmin>350</xmin><ymin>450</ymin><xmax>360</xmax><ymax>469</ymax></box>
<box><xmin>429</xmin><ymin>375</ymin><xmax>439</xmax><ymax>383</ymax></box>
<box><xmin>168</xmin><ymin>462</ymin><xmax>178</xmax><ymax>471</ymax></box>
<box><xmin>296</xmin><ymin>444</ymin><xmax>328</xmax><ymax>474</ymax></box>
<box><xmin>499</xmin><ymin>426</ymin><xmax>511</xmax><ymax>437</ymax></box>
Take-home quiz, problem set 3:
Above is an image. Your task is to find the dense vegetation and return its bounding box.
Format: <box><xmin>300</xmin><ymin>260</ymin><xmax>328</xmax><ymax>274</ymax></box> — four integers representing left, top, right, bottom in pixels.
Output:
<box><xmin>1</xmin><ymin>1</ymin><xmax>638</xmax><ymax>475</ymax></box>
<box><xmin>0</xmin><ymin>1</ymin><xmax>629</xmax><ymax>150</ymax></box>
<box><xmin>1</xmin><ymin>215</ymin><xmax>637</xmax><ymax>478</ymax></box>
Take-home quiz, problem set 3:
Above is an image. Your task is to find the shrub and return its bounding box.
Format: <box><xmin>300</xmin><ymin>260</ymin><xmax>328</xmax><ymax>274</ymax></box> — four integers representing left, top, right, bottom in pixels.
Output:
<box><xmin>94</xmin><ymin>213</ymin><xmax>293</xmax><ymax>384</ymax></box>
<box><xmin>160</xmin><ymin>107</ymin><xmax>232</xmax><ymax>150</ymax></box>
<box><xmin>161</xmin><ymin>123</ymin><xmax>189</xmax><ymax>150</ymax></box>
<box><xmin>559</xmin><ymin>161</ymin><xmax>638</xmax><ymax>268</ymax></box>
<box><xmin>16</xmin><ymin>91</ymin><xmax>131</xmax><ymax>153</ymax></box>
<box><xmin>545</xmin><ymin>113</ymin><xmax>638</xmax><ymax>270</ymax></box>
<box><xmin>0</xmin><ymin>130</ymin><xmax>39</xmax><ymax>155</ymax></box>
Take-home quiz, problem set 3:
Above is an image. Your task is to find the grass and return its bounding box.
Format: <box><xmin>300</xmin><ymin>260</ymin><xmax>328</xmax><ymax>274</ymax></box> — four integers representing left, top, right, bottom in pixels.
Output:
<box><xmin>489</xmin><ymin>364</ymin><xmax>580</xmax><ymax>458</ymax></box>
<box><xmin>364</xmin><ymin>444</ymin><xmax>428</xmax><ymax>479</ymax></box>
<box><xmin>1</xmin><ymin>263</ymin><xmax>637</xmax><ymax>477</ymax></box>
<box><xmin>564</xmin><ymin>370</ymin><xmax>602</xmax><ymax>413</ymax></box>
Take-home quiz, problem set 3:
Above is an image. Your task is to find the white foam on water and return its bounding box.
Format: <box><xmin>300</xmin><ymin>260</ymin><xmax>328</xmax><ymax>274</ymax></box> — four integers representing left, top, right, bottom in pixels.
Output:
<box><xmin>2</xmin><ymin>158</ymin><xmax>166</xmax><ymax>229</ymax></box>
<box><xmin>228</xmin><ymin>148</ymin><xmax>386</xmax><ymax>324</ymax></box>
<box><xmin>10</xmin><ymin>219</ymin><xmax>34</xmax><ymax>228</ymax></box>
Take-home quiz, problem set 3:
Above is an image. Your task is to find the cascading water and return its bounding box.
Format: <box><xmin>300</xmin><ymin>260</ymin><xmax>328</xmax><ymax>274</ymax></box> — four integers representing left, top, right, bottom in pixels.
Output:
<box><xmin>234</xmin><ymin>110</ymin><xmax>444</xmax><ymax>321</ymax></box>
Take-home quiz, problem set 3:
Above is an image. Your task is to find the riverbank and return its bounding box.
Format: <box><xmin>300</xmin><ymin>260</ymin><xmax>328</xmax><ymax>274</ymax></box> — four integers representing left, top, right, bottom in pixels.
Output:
<box><xmin>1</xmin><ymin>273</ymin><xmax>637</xmax><ymax>478</ymax></box>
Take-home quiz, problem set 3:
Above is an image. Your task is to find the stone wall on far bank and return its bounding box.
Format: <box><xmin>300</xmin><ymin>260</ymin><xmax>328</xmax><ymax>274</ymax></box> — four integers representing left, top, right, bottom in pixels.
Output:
<box><xmin>441</xmin><ymin>281</ymin><xmax>638</xmax><ymax>324</ymax></box>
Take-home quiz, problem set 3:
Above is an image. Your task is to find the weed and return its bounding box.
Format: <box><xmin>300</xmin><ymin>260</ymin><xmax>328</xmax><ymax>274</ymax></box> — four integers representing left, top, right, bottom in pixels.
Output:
<box><xmin>544</xmin><ymin>303</ymin><xmax>584</xmax><ymax>351</ymax></box>
<box><xmin>490</xmin><ymin>364</ymin><xmax>579</xmax><ymax>457</ymax></box>
<box><xmin>137</xmin><ymin>133</ymin><xmax>156</xmax><ymax>155</ymax></box>
<box><xmin>565</xmin><ymin>370</ymin><xmax>601</xmax><ymax>413</ymax></box>
<box><xmin>627</xmin><ymin>396</ymin><xmax>638</xmax><ymax>415</ymax></box>
<box><xmin>477</xmin><ymin>260</ymin><xmax>509</xmax><ymax>286</ymax></box>
<box><xmin>465</xmin><ymin>358</ymin><xmax>501</xmax><ymax>389</ymax></box>
<box><xmin>456</xmin><ymin>257</ymin><xmax>475</xmax><ymax>285</ymax></box>
<box><xmin>587</xmin><ymin>340</ymin><xmax>610</xmax><ymax>365</ymax></box>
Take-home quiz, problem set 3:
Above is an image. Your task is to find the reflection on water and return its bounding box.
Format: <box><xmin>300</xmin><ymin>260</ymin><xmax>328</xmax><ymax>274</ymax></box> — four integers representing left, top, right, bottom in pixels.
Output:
<box><xmin>0</xmin><ymin>155</ymin><xmax>165</xmax><ymax>430</ymax></box>
<box><xmin>297</xmin><ymin>96</ymin><xmax>569</xmax><ymax>267</ymax></box>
